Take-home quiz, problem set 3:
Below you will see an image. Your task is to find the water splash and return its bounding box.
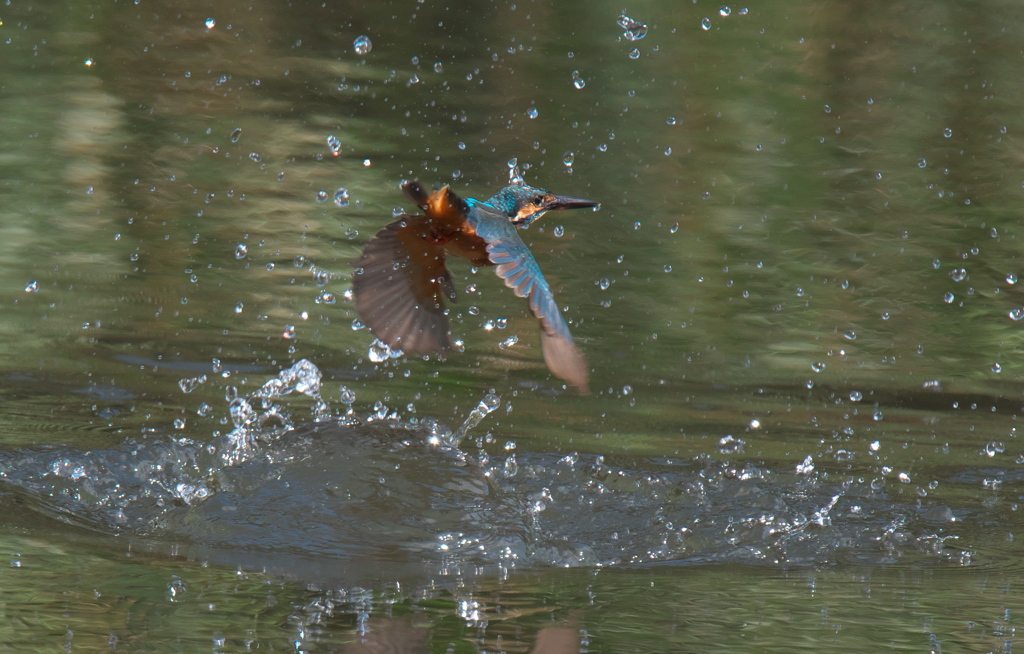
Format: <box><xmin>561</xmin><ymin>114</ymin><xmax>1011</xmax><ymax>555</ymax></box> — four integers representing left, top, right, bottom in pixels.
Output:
<box><xmin>507</xmin><ymin>158</ymin><xmax>525</xmax><ymax>185</ymax></box>
<box><xmin>0</xmin><ymin>363</ymin><xmax>977</xmax><ymax>573</ymax></box>
<box><xmin>177</xmin><ymin>374</ymin><xmax>207</xmax><ymax>394</ymax></box>
<box><xmin>368</xmin><ymin>338</ymin><xmax>403</xmax><ymax>362</ymax></box>
<box><xmin>617</xmin><ymin>14</ymin><xmax>648</xmax><ymax>41</ymax></box>
<box><xmin>431</xmin><ymin>393</ymin><xmax>500</xmax><ymax>450</ymax></box>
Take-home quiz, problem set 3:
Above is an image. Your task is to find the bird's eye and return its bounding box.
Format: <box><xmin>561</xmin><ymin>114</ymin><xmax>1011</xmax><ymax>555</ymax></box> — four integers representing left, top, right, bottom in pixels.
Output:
<box><xmin>533</xmin><ymin>195</ymin><xmax>544</xmax><ymax>205</ymax></box>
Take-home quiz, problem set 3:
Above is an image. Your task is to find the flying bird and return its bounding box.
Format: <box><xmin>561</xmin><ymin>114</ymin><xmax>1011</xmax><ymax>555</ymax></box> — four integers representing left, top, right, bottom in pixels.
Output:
<box><xmin>352</xmin><ymin>179</ymin><xmax>599</xmax><ymax>392</ymax></box>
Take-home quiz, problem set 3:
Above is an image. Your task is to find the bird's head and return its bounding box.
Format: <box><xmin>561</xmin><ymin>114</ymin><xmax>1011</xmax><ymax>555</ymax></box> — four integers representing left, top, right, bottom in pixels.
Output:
<box><xmin>490</xmin><ymin>184</ymin><xmax>601</xmax><ymax>227</ymax></box>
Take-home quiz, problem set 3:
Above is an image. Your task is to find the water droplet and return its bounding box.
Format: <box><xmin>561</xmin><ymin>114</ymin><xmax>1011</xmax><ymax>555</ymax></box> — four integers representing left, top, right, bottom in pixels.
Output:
<box><xmin>234</xmin><ymin>244</ymin><xmax>248</xmax><ymax>259</ymax></box>
<box><xmin>873</xmin><ymin>410</ymin><xmax>883</xmax><ymax>421</ymax></box>
<box><xmin>571</xmin><ymin>70</ymin><xmax>586</xmax><ymax>89</ymax></box>
<box><xmin>992</xmin><ymin>362</ymin><xmax>1002</xmax><ymax>373</ymax></box>
<box><xmin>503</xmin><ymin>454</ymin><xmax>518</xmax><ymax>477</ymax></box>
<box><xmin>843</xmin><ymin>330</ymin><xmax>856</xmax><ymax>340</ymax></box>
<box><xmin>598</xmin><ymin>278</ymin><xmax>611</xmax><ymax>291</ymax></box>
<box><xmin>315</xmin><ymin>190</ymin><xmax>328</xmax><ymax>202</ymax></box>
<box><xmin>24</xmin><ymin>280</ymin><xmax>39</xmax><ymax>293</ymax></box>
<box><xmin>849</xmin><ymin>390</ymin><xmax>863</xmax><ymax>402</ymax></box>
<box><xmin>918</xmin><ymin>158</ymin><xmax>927</xmax><ymax>168</ymax></box>
<box><xmin>178</xmin><ymin>374</ymin><xmax>208</xmax><ymax>394</ymax></box>
<box><xmin>282</xmin><ymin>324</ymin><xmax>296</xmax><ymax>339</ymax></box>
<box><xmin>943</xmin><ymin>127</ymin><xmax>952</xmax><ymax>138</ymax></box>
<box><xmin>881</xmin><ymin>312</ymin><xmax>891</xmax><ymax>320</ymax></box>
<box><xmin>617</xmin><ymin>14</ymin><xmax>648</xmax><ymax>41</ymax></box>
<box><xmin>628</xmin><ymin>48</ymin><xmax>640</xmax><ymax>59</ymax></box>
<box><xmin>353</xmin><ymin>35</ymin><xmax>372</xmax><ymax>56</ymax></box>
<box><xmin>666</xmin><ymin>116</ymin><xmax>677</xmax><ymax>126</ymax></box>
<box><xmin>205</xmin><ymin>17</ymin><xmax>216</xmax><ymax>29</ymax></box>
<box><xmin>313</xmin><ymin>269</ymin><xmax>330</xmax><ymax>287</ymax></box>
<box><xmin>738</xmin><ymin>7</ymin><xmax>749</xmax><ymax>15</ymax></box>
<box><xmin>506</xmin><ymin>158</ymin><xmax>525</xmax><ymax>185</ymax></box>
<box><xmin>326</xmin><ymin>135</ymin><xmax>341</xmax><ymax>157</ymax></box>
<box><xmin>526</xmin><ymin>106</ymin><xmax>539</xmax><ymax>119</ymax></box>
<box><xmin>719</xmin><ymin>5</ymin><xmax>732</xmax><ymax>16</ymax></box>
<box><xmin>553</xmin><ymin>225</ymin><xmax>565</xmax><ymax>237</ymax></box>
<box><xmin>497</xmin><ymin>335</ymin><xmax>518</xmax><ymax>350</ymax></box>
<box><xmin>950</xmin><ymin>268</ymin><xmax>967</xmax><ymax>282</ymax></box>
<box><xmin>433</xmin><ymin>62</ymin><xmax>443</xmax><ymax>73</ymax></box>
<box><xmin>669</xmin><ymin>222</ymin><xmax>679</xmax><ymax>234</ymax></box>
<box><xmin>234</xmin><ymin>302</ymin><xmax>244</xmax><ymax>313</ymax></box>
<box><xmin>1007</xmin><ymin>273</ymin><xmax>1018</xmax><ymax>284</ymax></box>
<box><xmin>796</xmin><ymin>455</ymin><xmax>815</xmax><ymax>474</ymax></box>
<box><xmin>83</xmin><ymin>58</ymin><xmax>94</xmax><ymax>67</ymax></box>
<box><xmin>823</xmin><ymin>104</ymin><xmax>831</xmax><ymax>114</ymax></box>
<box><xmin>229</xmin><ymin>127</ymin><xmax>242</xmax><ymax>143</ymax></box>
<box><xmin>716</xmin><ymin>435</ymin><xmax>745</xmax><ymax>454</ymax></box>
<box><xmin>701</xmin><ymin>17</ymin><xmax>712</xmax><ymax>30</ymax></box>
<box><xmin>339</xmin><ymin>385</ymin><xmax>356</xmax><ymax>404</ymax></box>
<box><xmin>810</xmin><ymin>361</ymin><xmax>826</xmax><ymax>373</ymax></box>
<box><xmin>334</xmin><ymin>188</ymin><xmax>350</xmax><ymax>207</ymax></box>
<box><xmin>562</xmin><ymin>151</ymin><xmax>574</xmax><ymax>168</ymax></box>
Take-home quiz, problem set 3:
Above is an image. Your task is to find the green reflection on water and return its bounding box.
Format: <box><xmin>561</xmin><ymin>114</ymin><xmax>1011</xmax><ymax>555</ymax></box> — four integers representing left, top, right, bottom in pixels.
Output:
<box><xmin>2</xmin><ymin>0</ymin><xmax>1024</xmax><ymax>649</ymax></box>
<box><xmin>0</xmin><ymin>520</ymin><xmax>1019</xmax><ymax>652</ymax></box>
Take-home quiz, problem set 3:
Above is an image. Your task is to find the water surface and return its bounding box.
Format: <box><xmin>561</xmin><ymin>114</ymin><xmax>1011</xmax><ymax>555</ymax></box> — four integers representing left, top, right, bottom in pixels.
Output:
<box><xmin>1</xmin><ymin>0</ymin><xmax>1024</xmax><ymax>650</ymax></box>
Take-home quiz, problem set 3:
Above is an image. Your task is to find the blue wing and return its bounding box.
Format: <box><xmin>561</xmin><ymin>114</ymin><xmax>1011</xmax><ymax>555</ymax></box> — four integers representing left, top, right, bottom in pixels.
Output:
<box><xmin>469</xmin><ymin>203</ymin><xmax>590</xmax><ymax>392</ymax></box>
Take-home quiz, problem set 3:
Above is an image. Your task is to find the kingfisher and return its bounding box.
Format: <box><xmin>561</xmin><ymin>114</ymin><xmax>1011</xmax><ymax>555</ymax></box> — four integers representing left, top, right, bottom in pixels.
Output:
<box><xmin>352</xmin><ymin>179</ymin><xmax>599</xmax><ymax>393</ymax></box>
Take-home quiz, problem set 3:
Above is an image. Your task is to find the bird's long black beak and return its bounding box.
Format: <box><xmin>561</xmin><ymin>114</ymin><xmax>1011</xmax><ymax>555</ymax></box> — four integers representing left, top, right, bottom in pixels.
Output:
<box><xmin>544</xmin><ymin>194</ymin><xmax>601</xmax><ymax>211</ymax></box>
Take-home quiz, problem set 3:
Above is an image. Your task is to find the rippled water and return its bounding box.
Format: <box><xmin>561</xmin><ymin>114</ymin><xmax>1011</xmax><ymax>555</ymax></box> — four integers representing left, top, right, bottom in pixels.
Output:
<box><xmin>0</xmin><ymin>360</ymin><xmax>1015</xmax><ymax>650</ymax></box>
<box><xmin>0</xmin><ymin>360</ymin><xmax>974</xmax><ymax>574</ymax></box>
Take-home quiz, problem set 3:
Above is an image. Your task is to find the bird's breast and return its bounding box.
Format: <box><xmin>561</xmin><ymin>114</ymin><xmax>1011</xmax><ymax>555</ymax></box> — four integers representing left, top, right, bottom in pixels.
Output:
<box><xmin>445</xmin><ymin>228</ymin><xmax>491</xmax><ymax>266</ymax></box>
